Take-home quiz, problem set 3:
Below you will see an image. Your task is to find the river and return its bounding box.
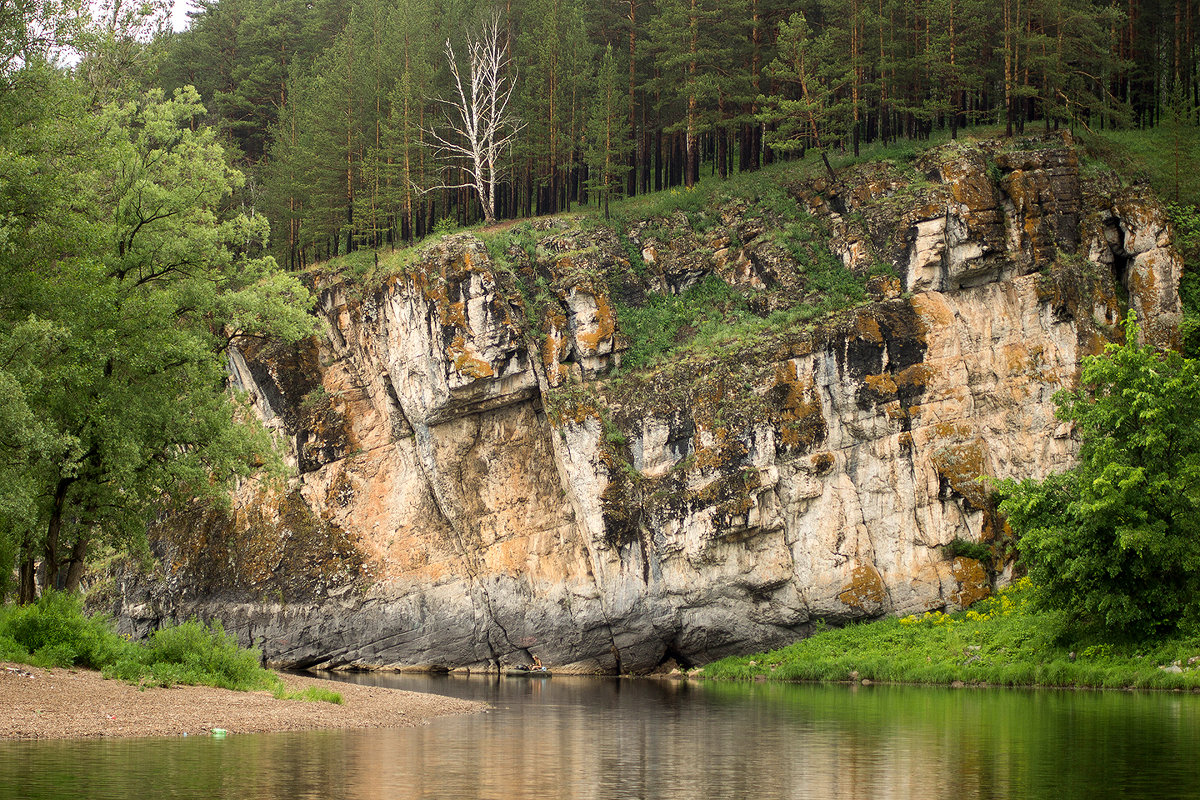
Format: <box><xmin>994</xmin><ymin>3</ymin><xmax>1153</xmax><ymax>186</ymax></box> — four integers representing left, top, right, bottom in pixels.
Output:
<box><xmin>3</xmin><ymin>674</ymin><xmax>1198</xmax><ymax>799</ymax></box>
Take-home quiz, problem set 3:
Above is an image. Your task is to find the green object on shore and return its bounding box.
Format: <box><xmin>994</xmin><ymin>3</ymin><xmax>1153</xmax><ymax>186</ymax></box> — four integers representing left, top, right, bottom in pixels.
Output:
<box><xmin>210</xmin><ymin>729</ymin><xmax>227</xmax><ymax>738</ymax></box>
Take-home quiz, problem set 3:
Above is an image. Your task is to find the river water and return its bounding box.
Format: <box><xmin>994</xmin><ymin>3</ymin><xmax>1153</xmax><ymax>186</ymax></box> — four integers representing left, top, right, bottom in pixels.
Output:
<box><xmin>3</xmin><ymin>673</ymin><xmax>1199</xmax><ymax>799</ymax></box>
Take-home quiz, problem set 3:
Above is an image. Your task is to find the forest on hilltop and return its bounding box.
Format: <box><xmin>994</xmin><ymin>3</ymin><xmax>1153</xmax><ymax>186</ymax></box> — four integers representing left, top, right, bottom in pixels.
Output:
<box><xmin>152</xmin><ymin>0</ymin><xmax>1200</xmax><ymax>268</ymax></box>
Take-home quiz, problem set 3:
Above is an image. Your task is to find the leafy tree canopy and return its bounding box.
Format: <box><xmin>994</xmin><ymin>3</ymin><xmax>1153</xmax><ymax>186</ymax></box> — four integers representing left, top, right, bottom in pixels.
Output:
<box><xmin>0</xmin><ymin>43</ymin><xmax>314</xmax><ymax>600</ymax></box>
<box><xmin>997</xmin><ymin>315</ymin><xmax>1200</xmax><ymax>637</ymax></box>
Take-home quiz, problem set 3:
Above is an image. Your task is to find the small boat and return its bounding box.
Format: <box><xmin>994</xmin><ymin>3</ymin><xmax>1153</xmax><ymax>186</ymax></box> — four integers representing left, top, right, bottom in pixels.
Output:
<box><xmin>505</xmin><ymin>666</ymin><xmax>553</xmax><ymax>677</ymax></box>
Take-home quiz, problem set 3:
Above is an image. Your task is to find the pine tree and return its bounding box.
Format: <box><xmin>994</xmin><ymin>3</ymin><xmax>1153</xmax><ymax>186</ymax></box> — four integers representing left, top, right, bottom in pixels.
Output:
<box><xmin>648</xmin><ymin>0</ymin><xmax>749</xmax><ymax>187</ymax></box>
<box><xmin>759</xmin><ymin>11</ymin><xmax>836</xmax><ymax>180</ymax></box>
<box><xmin>586</xmin><ymin>44</ymin><xmax>632</xmax><ymax>218</ymax></box>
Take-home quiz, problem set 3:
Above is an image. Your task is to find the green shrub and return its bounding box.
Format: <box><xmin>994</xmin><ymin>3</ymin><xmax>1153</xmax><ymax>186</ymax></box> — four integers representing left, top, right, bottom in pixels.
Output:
<box><xmin>0</xmin><ymin>633</ymin><xmax>29</xmax><ymax>662</ymax></box>
<box><xmin>996</xmin><ymin>315</ymin><xmax>1200</xmax><ymax>637</ymax></box>
<box><xmin>482</xmin><ymin>222</ymin><xmax>541</xmax><ymax>264</ymax></box>
<box><xmin>943</xmin><ymin>537</ymin><xmax>992</xmax><ymax>564</ymax></box>
<box><xmin>104</xmin><ymin>619</ymin><xmax>274</xmax><ymax>691</ymax></box>
<box><xmin>0</xmin><ymin>591</ymin><xmax>130</xmax><ymax>669</ymax></box>
<box><xmin>0</xmin><ymin>591</ymin><xmax>288</xmax><ymax>694</ymax></box>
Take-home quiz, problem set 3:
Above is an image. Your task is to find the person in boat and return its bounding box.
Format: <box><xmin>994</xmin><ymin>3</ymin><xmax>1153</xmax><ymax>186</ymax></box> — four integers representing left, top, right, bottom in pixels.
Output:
<box><xmin>531</xmin><ymin>655</ymin><xmax>544</xmax><ymax>671</ymax></box>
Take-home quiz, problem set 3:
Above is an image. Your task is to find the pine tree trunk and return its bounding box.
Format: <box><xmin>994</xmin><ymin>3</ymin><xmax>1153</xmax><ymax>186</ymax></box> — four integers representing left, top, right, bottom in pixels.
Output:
<box><xmin>685</xmin><ymin>0</ymin><xmax>698</xmax><ymax>188</ymax></box>
<box><xmin>654</xmin><ymin>127</ymin><xmax>663</xmax><ymax>191</ymax></box>
<box><xmin>628</xmin><ymin>0</ymin><xmax>638</xmax><ymax>197</ymax></box>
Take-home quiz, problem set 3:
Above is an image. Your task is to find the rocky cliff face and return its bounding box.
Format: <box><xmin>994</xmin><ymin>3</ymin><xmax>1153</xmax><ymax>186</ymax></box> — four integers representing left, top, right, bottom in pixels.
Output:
<box><xmin>108</xmin><ymin>133</ymin><xmax>1183</xmax><ymax>673</ymax></box>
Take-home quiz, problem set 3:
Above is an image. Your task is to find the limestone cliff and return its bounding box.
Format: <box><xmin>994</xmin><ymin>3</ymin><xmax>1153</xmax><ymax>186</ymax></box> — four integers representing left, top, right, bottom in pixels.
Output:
<box><xmin>108</xmin><ymin>133</ymin><xmax>1183</xmax><ymax>673</ymax></box>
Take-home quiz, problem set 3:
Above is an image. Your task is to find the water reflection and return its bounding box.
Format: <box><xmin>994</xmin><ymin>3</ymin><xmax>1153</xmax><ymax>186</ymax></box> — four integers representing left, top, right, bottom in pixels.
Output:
<box><xmin>2</xmin><ymin>674</ymin><xmax>1198</xmax><ymax>800</ymax></box>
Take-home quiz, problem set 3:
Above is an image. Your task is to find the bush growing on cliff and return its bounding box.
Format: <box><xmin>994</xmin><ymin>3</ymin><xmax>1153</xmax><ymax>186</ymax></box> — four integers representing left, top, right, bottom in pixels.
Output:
<box><xmin>996</xmin><ymin>315</ymin><xmax>1200</xmax><ymax>637</ymax></box>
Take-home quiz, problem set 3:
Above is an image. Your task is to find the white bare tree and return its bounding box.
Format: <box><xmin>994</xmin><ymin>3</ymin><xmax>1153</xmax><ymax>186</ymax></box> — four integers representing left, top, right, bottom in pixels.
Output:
<box><xmin>426</xmin><ymin>14</ymin><xmax>522</xmax><ymax>225</ymax></box>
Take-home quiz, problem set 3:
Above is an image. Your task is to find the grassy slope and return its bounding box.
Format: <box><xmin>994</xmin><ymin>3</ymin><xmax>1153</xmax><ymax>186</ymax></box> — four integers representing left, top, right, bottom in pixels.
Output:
<box><xmin>702</xmin><ymin>581</ymin><xmax>1200</xmax><ymax>689</ymax></box>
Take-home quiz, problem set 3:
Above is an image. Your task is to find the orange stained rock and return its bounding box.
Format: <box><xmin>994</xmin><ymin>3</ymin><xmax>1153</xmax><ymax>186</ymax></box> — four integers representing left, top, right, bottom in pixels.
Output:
<box><xmin>930</xmin><ymin>439</ymin><xmax>990</xmax><ymax>509</ymax></box>
<box><xmin>854</xmin><ymin>311</ymin><xmax>884</xmax><ymax>343</ymax></box>
<box><xmin>910</xmin><ymin>292</ymin><xmax>955</xmax><ymax>330</ymax></box>
<box><xmin>575</xmin><ymin>291</ymin><xmax>617</xmax><ymax>354</ymax></box>
<box><xmin>950</xmin><ymin>556</ymin><xmax>991</xmax><ymax>608</ymax></box>
<box><xmin>838</xmin><ymin>564</ymin><xmax>888</xmax><ymax>610</ymax></box>
<box><xmin>863</xmin><ymin>373</ymin><xmax>899</xmax><ymax>397</ymax></box>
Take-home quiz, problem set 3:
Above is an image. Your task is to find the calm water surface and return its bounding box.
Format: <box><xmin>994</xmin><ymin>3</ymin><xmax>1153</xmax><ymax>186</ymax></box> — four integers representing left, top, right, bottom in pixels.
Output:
<box><xmin>3</xmin><ymin>673</ymin><xmax>1199</xmax><ymax>799</ymax></box>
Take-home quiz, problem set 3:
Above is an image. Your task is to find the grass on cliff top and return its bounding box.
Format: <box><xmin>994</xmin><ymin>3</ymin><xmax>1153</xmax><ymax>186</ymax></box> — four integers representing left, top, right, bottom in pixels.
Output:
<box><xmin>0</xmin><ymin>592</ymin><xmax>342</xmax><ymax>702</ymax></box>
<box><xmin>302</xmin><ymin>123</ymin><xmax>1066</xmax><ymax>374</ymax></box>
<box><xmin>702</xmin><ymin>579</ymin><xmax>1200</xmax><ymax>690</ymax></box>
<box><xmin>1084</xmin><ymin>124</ymin><xmax>1200</xmax><ymax>207</ymax></box>
<box><xmin>591</xmin><ymin>124</ymin><xmax>1003</xmax><ymax>228</ymax></box>
<box><xmin>304</xmin><ymin>123</ymin><xmax>974</xmax><ymax>288</ymax></box>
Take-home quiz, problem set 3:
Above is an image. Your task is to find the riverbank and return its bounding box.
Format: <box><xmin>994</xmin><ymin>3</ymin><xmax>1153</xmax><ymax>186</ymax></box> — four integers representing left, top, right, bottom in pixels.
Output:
<box><xmin>701</xmin><ymin>580</ymin><xmax>1200</xmax><ymax>690</ymax></box>
<box><xmin>1</xmin><ymin>663</ymin><xmax>482</xmax><ymax>740</ymax></box>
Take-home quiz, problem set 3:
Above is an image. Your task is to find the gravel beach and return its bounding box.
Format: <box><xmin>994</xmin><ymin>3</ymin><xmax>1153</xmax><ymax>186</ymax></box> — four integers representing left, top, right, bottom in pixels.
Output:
<box><xmin>1</xmin><ymin>662</ymin><xmax>482</xmax><ymax>740</ymax></box>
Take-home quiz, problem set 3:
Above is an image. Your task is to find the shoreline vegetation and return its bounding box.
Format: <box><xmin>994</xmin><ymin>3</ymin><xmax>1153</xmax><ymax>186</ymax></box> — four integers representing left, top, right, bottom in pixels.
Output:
<box><xmin>0</xmin><ymin>593</ymin><xmax>482</xmax><ymax>740</ymax></box>
<box><xmin>700</xmin><ymin>579</ymin><xmax>1200</xmax><ymax>691</ymax></box>
<box><xmin>0</xmin><ymin>592</ymin><xmax>334</xmax><ymax>700</ymax></box>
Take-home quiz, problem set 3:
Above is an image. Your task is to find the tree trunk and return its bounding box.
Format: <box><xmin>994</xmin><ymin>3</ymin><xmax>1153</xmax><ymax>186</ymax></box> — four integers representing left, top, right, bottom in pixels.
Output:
<box><xmin>40</xmin><ymin>477</ymin><xmax>72</xmax><ymax>593</ymax></box>
<box><xmin>654</xmin><ymin>126</ymin><xmax>663</xmax><ymax>191</ymax></box>
<box><xmin>685</xmin><ymin>0</ymin><xmax>698</xmax><ymax>188</ymax></box>
<box><xmin>628</xmin><ymin>0</ymin><xmax>639</xmax><ymax>197</ymax></box>
<box><xmin>63</xmin><ymin>537</ymin><xmax>88</xmax><ymax>593</ymax></box>
<box><xmin>19</xmin><ymin>555</ymin><xmax>36</xmax><ymax>603</ymax></box>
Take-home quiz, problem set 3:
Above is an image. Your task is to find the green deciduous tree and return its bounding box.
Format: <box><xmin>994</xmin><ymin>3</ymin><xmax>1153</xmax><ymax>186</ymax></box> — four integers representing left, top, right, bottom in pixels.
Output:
<box><xmin>997</xmin><ymin>315</ymin><xmax>1200</xmax><ymax>636</ymax></box>
<box><xmin>0</xmin><ymin>62</ymin><xmax>314</xmax><ymax>601</ymax></box>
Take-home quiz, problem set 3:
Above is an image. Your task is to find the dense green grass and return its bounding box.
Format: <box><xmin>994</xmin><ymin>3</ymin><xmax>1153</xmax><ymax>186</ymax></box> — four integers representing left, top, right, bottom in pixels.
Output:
<box><xmin>616</xmin><ymin>275</ymin><xmax>751</xmax><ymax>370</ymax></box>
<box><xmin>702</xmin><ymin>579</ymin><xmax>1200</xmax><ymax>690</ymax></box>
<box><xmin>0</xmin><ymin>592</ymin><xmax>341</xmax><ymax>702</ymax></box>
<box><xmin>1085</xmin><ymin>125</ymin><xmax>1200</xmax><ymax>207</ymax></box>
<box><xmin>273</xmin><ymin>684</ymin><xmax>345</xmax><ymax>704</ymax></box>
